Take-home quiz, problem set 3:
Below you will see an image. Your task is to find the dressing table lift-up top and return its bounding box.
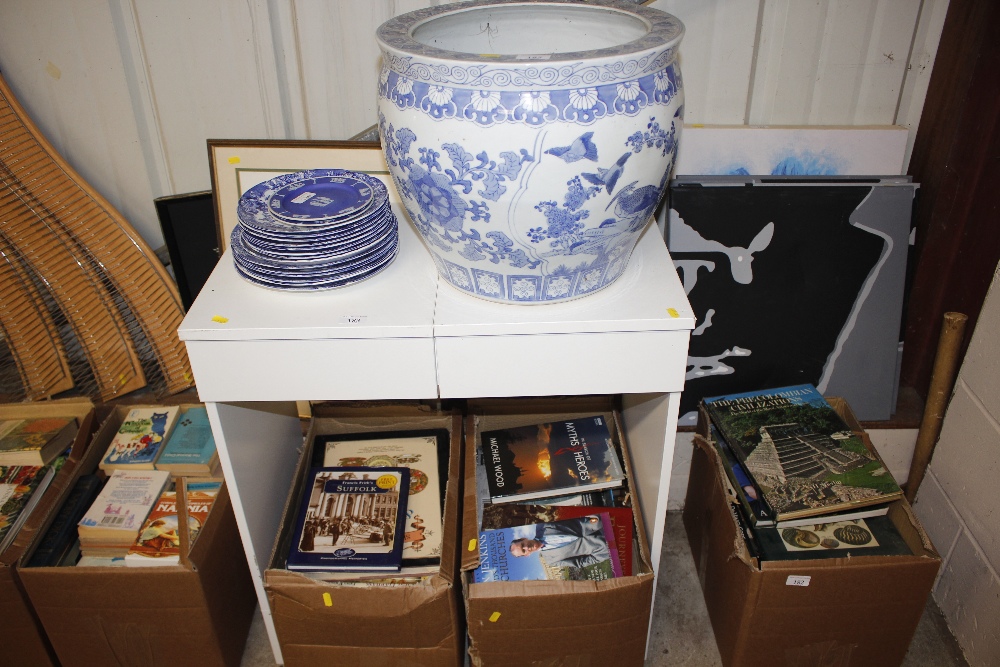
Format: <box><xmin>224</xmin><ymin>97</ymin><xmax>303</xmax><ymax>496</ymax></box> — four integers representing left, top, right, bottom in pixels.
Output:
<box><xmin>177</xmin><ymin>212</ymin><xmax>694</xmax><ymax>664</ymax></box>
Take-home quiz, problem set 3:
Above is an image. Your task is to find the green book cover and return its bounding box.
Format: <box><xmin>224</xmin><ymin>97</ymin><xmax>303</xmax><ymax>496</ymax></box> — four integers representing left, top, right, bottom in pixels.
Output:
<box><xmin>703</xmin><ymin>384</ymin><xmax>902</xmax><ymax>522</ymax></box>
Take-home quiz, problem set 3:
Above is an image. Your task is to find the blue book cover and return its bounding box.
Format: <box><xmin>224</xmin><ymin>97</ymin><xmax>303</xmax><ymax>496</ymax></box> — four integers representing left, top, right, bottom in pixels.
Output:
<box><xmin>287</xmin><ymin>466</ymin><xmax>410</xmax><ymax>572</ymax></box>
<box><xmin>473</xmin><ymin>514</ymin><xmax>622</xmax><ymax>583</ymax></box>
<box><xmin>156</xmin><ymin>407</ymin><xmax>217</xmax><ymax>468</ymax></box>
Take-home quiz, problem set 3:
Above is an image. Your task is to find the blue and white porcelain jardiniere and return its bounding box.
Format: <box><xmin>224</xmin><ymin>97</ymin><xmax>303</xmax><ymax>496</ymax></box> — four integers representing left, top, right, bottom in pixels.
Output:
<box><xmin>376</xmin><ymin>0</ymin><xmax>684</xmax><ymax>304</ymax></box>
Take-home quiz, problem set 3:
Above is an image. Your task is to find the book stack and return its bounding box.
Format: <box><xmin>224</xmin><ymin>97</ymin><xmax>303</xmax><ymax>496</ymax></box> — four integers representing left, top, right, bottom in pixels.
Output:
<box><xmin>77</xmin><ymin>469</ymin><xmax>171</xmax><ymax>558</ymax></box>
<box><xmin>473</xmin><ymin>415</ymin><xmax>636</xmax><ymax>582</ymax></box>
<box><xmin>0</xmin><ymin>416</ymin><xmax>77</xmax><ymax>466</ymax></box>
<box><xmin>702</xmin><ymin>384</ymin><xmax>908</xmax><ymax>561</ymax></box>
<box><xmin>0</xmin><ymin>464</ymin><xmax>58</xmax><ymax>553</ymax></box>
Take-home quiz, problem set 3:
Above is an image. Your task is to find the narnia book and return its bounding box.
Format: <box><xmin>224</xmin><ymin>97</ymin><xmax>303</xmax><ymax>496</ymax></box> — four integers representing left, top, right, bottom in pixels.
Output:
<box><xmin>0</xmin><ymin>417</ymin><xmax>77</xmax><ymax>466</ymax></box>
<box><xmin>124</xmin><ymin>486</ymin><xmax>219</xmax><ymax>566</ymax></box>
<box><xmin>703</xmin><ymin>385</ymin><xmax>903</xmax><ymax>522</ymax></box>
<box><xmin>316</xmin><ymin>430</ymin><xmax>447</xmax><ymax>563</ymax></box>
<box><xmin>154</xmin><ymin>406</ymin><xmax>219</xmax><ymax>476</ymax></box>
<box><xmin>287</xmin><ymin>467</ymin><xmax>410</xmax><ymax>572</ymax></box>
<box><xmin>473</xmin><ymin>514</ymin><xmax>623</xmax><ymax>583</ymax></box>
<box><xmin>0</xmin><ymin>464</ymin><xmax>56</xmax><ymax>553</ymax></box>
<box><xmin>481</xmin><ymin>504</ymin><xmax>636</xmax><ymax>575</ymax></box>
<box><xmin>480</xmin><ymin>416</ymin><xmax>625</xmax><ymax>504</ymax></box>
<box><xmin>100</xmin><ymin>406</ymin><xmax>180</xmax><ymax>472</ymax></box>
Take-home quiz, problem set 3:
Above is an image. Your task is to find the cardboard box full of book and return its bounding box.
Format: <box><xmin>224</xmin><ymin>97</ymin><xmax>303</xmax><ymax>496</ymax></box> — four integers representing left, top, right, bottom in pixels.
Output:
<box><xmin>16</xmin><ymin>403</ymin><xmax>255</xmax><ymax>667</ymax></box>
<box><xmin>264</xmin><ymin>403</ymin><xmax>464</xmax><ymax>667</ymax></box>
<box><xmin>462</xmin><ymin>397</ymin><xmax>655</xmax><ymax>667</ymax></box>
<box><xmin>683</xmin><ymin>398</ymin><xmax>942</xmax><ymax>667</ymax></box>
<box><xmin>0</xmin><ymin>398</ymin><xmax>95</xmax><ymax>667</ymax></box>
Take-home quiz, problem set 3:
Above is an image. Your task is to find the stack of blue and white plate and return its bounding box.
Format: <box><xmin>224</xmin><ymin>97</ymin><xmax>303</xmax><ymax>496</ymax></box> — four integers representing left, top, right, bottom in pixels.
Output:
<box><xmin>231</xmin><ymin>169</ymin><xmax>398</xmax><ymax>291</ymax></box>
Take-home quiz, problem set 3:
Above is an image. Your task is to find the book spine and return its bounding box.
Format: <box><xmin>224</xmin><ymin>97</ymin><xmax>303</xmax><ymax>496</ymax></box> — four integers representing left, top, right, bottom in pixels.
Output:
<box><xmin>27</xmin><ymin>475</ymin><xmax>102</xmax><ymax>567</ymax></box>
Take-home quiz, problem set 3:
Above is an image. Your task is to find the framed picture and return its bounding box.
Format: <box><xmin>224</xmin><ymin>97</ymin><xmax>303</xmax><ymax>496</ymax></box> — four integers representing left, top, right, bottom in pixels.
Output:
<box><xmin>206</xmin><ymin>139</ymin><xmax>391</xmax><ymax>253</ymax></box>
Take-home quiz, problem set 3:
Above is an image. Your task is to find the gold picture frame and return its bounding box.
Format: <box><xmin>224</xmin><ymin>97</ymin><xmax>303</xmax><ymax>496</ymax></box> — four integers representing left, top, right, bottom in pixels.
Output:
<box><xmin>206</xmin><ymin>139</ymin><xmax>392</xmax><ymax>253</ymax></box>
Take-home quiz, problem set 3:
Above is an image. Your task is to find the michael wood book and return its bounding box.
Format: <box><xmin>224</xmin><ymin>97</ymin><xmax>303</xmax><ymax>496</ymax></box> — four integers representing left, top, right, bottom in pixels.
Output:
<box><xmin>100</xmin><ymin>406</ymin><xmax>180</xmax><ymax>472</ymax></box>
<box><xmin>481</xmin><ymin>504</ymin><xmax>636</xmax><ymax>575</ymax></box>
<box><xmin>480</xmin><ymin>416</ymin><xmax>625</xmax><ymax>504</ymax></box>
<box><xmin>473</xmin><ymin>514</ymin><xmax>623</xmax><ymax>583</ymax></box>
<box><xmin>703</xmin><ymin>384</ymin><xmax>903</xmax><ymax>522</ymax></box>
<box><xmin>0</xmin><ymin>416</ymin><xmax>77</xmax><ymax>466</ymax></box>
<box><xmin>287</xmin><ymin>467</ymin><xmax>410</xmax><ymax>572</ymax></box>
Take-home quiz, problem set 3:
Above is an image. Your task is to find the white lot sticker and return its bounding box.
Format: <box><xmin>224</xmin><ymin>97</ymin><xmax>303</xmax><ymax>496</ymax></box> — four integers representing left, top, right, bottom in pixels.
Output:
<box><xmin>339</xmin><ymin>315</ymin><xmax>368</xmax><ymax>324</ymax></box>
<box><xmin>786</xmin><ymin>575</ymin><xmax>811</xmax><ymax>587</ymax></box>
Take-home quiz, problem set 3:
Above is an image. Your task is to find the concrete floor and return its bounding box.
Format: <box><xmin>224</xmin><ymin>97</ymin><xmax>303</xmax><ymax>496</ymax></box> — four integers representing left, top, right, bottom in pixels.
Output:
<box><xmin>239</xmin><ymin>512</ymin><xmax>970</xmax><ymax>666</ymax></box>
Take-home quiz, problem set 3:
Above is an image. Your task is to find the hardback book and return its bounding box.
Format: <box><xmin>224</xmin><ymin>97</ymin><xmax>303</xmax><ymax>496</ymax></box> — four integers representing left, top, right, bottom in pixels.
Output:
<box><xmin>753</xmin><ymin>515</ymin><xmax>911</xmax><ymax>561</ymax></box>
<box><xmin>26</xmin><ymin>473</ymin><xmax>103</xmax><ymax>567</ymax></box>
<box><xmin>317</xmin><ymin>430</ymin><xmax>446</xmax><ymax>562</ymax></box>
<box><xmin>154</xmin><ymin>406</ymin><xmax>219</xmax><ymax>476</ymax></box>
<box><xmin>480</xmin><ymin>415</ymin><xmax>625</xmax><ymax>504</ymax></box>
<box><xmin>0</xmin><ymin>416</ymin><xmax>77</xmax><ymax>466</ymax></box>
<box><xmin>287</xmin><ymin>466</ymin><xmax>410</xmax><ymax>572</ymax></box>
<box><xmin>702</xmin><ymin>385</ymin><xmax>903</xmax><ymax>522</ymax></box>
<box><xmin>77</xmin><ymin>469</ymin><xmax>171</xmax><ymax>556</ymax></box>
<box><xmin>481</xmin><ymin>504</ymin><xmax>636</xmax><ymax>576</ymax></box>
<box><xmin>473</xmin><ymin>514</ymin><xmax>623</xmax><ymax>583</ymax></box>
<box><xmin>99</xmin><ymin>406</ymin><xmax>181</xmax><ymax>472</ymax></box>
<box><xmin>0</xmin><ymin>464</ymin><xmax>56</xmax><ymax>553</ymax></box>
<box><xmin>124</xmin><ymin>486</ymin><xmax>219</xmax><ymax>567</ymax></box>
<box><xmin>709</xmin><ymin>426</ymin><xmax>775</xmax><ymax>526</ymax></box>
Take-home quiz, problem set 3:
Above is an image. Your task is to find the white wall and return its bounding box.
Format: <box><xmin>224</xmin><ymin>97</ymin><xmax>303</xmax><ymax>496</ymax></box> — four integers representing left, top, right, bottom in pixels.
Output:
<box><xmin>914</xmin><ymin>263</ymin><xmax>1000</xmax><ymax>667</ymax></box>
<box><xmin>0</xmin><ymin>0</ymin><xmax>948</xmax><ymax>249</ymax></box>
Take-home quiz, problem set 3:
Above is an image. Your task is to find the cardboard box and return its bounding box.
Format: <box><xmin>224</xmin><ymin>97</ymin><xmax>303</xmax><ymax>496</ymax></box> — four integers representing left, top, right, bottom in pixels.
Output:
<box><xmin>462</xmin><ymin>397</ymin><xmax>655</xmax><ymax>667</ymax></box>
<box><xmin>684</xmin><ymin>398</ymin><xmax>942</xmax><ymax>667</ymax></box>
<box><xmin>265</xmin><ymin>403</ymin><xmax>464</xmax><ymax>666</ymax></box>
<box><xmin>18</xmin><ymin>404</ymin><xmax>256</xmax><ymax>667</ymax></box>
<box><xmin>0</xmin><ymin>398</ymin><xmax>96</xmax><ymax>667</ymax></box>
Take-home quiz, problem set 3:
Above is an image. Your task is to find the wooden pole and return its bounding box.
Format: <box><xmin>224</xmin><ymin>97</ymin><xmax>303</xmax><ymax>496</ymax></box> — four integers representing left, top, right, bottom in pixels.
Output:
<box><xmin>905</xmin><ymin>311</ymin><xmax>969</xmax><ymax>503</ymax></box>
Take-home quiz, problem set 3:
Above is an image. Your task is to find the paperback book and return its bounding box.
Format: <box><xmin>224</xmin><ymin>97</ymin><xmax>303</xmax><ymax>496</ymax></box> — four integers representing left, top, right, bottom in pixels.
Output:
<box><xmin>703</xmin><ymin>385</ymin><xmax>903</xmax><ymax>522</ymax></box>
<box><xmin>0</xmin><ymin>464</ymin><xmax>56</xmax><ymax>553</ymax></box>
<box><xmin>154</xmin><ymin>406</ymin><xmax>219</xmax><ymax>476</ymax></box>
<box><xmin>124</xmin><ymin>485</ymin><xmax>219</xmax><ymax>566</ymax></box>
<box><xmin>473</xmin><ymin>514</ymin><xmax>623</xmax><ymax>583</ymax></box>
<box><xmin>480</xmin><ymin>416</ymin><xmax>625</xmax><ymax>504</ymax></box>
<box><xmin>316</xmin><ymin>430</ymin><xmax>447</xmax><ymax>563</ymax></box>
<box><xmin>78</xmin><ymin>469</ymin><xmax>171</xmax><ymax>557</ymax></box>
<box><xmin>287</xmin><ymin>466</ymin><xmax>410</xmax><ymax>572</ymax></box>
<box><xmin>0</xmin><ymin>417</ymin><xmax>77</xmax><ymax>466</ymax></box>
<box><xmin>100</xmin><ymin>407</ymin><xmax>181</xmax><ymax>472</ymax></box>
<box><xmin>481</xmin><ymin>504</ymin><xmax>636</xmax><ymax>575</ymax></box>
<box><xmin>754</xmin><ymin>515</ymin><xmax>911</xmax><ymax>561</ymax></box>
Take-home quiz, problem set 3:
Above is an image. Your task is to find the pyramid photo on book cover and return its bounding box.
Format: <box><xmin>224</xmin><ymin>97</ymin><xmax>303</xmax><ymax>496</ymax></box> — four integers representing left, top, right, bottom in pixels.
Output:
<box><xmin>703</xmin><ymin>384</ymin><xmax>902</xmax><ymax>522</ymax></box>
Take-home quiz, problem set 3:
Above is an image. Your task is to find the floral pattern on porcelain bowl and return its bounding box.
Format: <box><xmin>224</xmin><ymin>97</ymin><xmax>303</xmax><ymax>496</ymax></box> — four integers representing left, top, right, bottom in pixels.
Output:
<box><xmin>377</xmin><ymin>0</ymin><xmax>684</xmax><ymax>303</ymax></box>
